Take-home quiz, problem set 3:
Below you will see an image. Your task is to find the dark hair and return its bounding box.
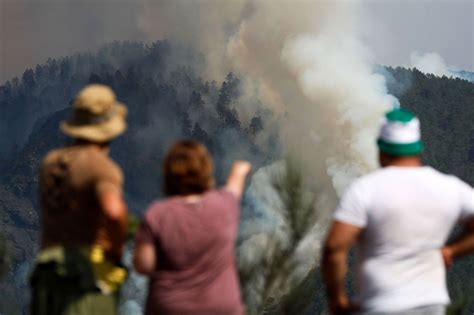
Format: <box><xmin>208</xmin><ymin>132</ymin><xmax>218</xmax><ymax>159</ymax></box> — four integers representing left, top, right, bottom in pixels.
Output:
<box><xmin>163</xmin><ymin>140</ymin><xmax>214</xmax><ymax>196</ymax></box>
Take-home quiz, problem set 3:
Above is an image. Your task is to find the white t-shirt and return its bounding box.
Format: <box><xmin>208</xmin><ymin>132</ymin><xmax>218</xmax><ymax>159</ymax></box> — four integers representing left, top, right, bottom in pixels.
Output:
<box><xmin>334</xmin><ymin>166</ymin><xmax>474</xmax><ymax>313</ymax></box>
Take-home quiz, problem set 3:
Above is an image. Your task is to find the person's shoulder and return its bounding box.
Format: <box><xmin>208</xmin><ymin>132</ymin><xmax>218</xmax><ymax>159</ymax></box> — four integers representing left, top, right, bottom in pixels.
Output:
<box><xmin>428</xmin><ymin>170</ymin><xmax>473</xmax><ymax>209</ymax></box>
<box><xmin>349</xmin><ymin>170</ymin><xmax>382</xmax><ymax>189</ymax></box>
<box><xmin>423</xmin><ymin>167</ymin><xmax>470</xmax><ymax>187</ymax></box>
<box><xmin>422</xmin><ymin>166</ymin><xmax>449</xmax><ymax>177</ymax></box>
<box><xmin>142</xmin><ymin>198</ymin><xmax>176</xmax><ymax>225</ymax></box>
<box><xmin>79</xmin><ymin>146</ymin><xmax>122</xmax><ymax>176</ymax></box>
<box><xmin>42</xmin><ymin>147</ymin><xmax>62</xmax><ymax>164</ymax></box>
<box><xmin>444</xmin><ymin>173</ymin><xmax>472</xmax><ymax>191</ymax></box>
<box><xmin>366</xmin><ymin>167</ymin><xmax>400</xmax><ymax>179</ymax></box>
<box><xmin>40</xmin><ymin>148</ymin><xmax>65</xmax><ymax>172</ymax></box>
<box><xmin>342</xmin><ymin>169</ymin><xmax>393</xmax><ymax>196</ymax></box>
<box><xmin>207</xmin><ymin>187</ymin><xmax>239</xmax><ymax>202</ymax></box>
<box><xmin>365</xmin><ymin>166</ymin><xmax>429</xmax><ymax>181</ymax></box>
<box><xmin>145</xmin><ymin>198</ymin><xmax>176</xmax><ymax>215</ymax></box>
<box><xmin>80</xmin><ymin>145</ymin><xmax>114</xmax><ymax>164</ymax></box>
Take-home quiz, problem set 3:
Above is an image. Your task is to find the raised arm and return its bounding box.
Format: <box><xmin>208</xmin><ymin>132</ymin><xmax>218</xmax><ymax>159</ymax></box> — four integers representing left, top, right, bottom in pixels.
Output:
<box><xmin>322</xmin><ymin>221</ymin><xmax>362</xmax><ymax>315</ymax></box>
<box><xmin>225</xmin><ymin>160</ymin><xmax>252</xmax><ymax>198</ymax></box>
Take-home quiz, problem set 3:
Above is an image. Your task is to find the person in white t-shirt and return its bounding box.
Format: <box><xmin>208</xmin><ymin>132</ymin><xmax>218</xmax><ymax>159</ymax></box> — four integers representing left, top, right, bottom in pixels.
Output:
<box><xmin>322</xmin><ymin>108</ymin><xmax>474</xmax><ymax>315</ymax></box>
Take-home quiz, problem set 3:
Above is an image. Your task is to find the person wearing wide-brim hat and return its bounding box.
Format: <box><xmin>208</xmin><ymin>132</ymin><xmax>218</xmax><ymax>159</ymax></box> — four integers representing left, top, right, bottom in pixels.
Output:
<box><xmin>31</xmin><ymin>84</ymin><xmax>129</xmax><ymax>315</ymax></box>
<box><xmin>322</xmin><ymin>108</ymin><xmax>474</xmax><ymax>315</ymax></box>
<box><xmin>60</xmin><ymin>84</ymin><xmax>127</xmax><ymax>143</ymax></box>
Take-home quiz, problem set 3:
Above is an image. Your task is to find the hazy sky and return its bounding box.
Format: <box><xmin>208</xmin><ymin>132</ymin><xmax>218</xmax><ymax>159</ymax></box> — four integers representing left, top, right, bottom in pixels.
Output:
<box><xmin>0</xmin><ymin>0</ymin><xmax>472</xmax><ymax>83</ymax></box>
<box><xmin>364</xmin><ymin>0</ymin><xmax>473</xmax><ymax>71</ymax></box>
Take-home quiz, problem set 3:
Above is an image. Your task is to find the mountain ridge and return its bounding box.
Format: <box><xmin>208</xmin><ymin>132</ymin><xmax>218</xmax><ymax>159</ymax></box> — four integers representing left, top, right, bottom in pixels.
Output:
<box><xmin>0</xmin><ymin>41</ymin><xmax>473</xmax><ymax>314</ymax></box>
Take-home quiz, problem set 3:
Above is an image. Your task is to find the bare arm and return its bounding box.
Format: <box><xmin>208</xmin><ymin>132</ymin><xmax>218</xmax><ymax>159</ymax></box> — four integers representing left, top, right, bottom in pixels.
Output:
<box><xmin>322</xmin><ymin>221</ymin><xmax>363</xmax><ymax>315</ymax></box>
<box><xmin>99</xmin><ymin>191</ymin><xmax>128</xmax><ymax>262</ymax></box>
<box><xmin>441</xmin><ymin>217</ymin><xmax>474</xmax><ymax>267</ymax></box>
<box><xmin>225</xmin><ymin>161</ymin><xmax>252</xmax><ymax>198</ymax></box>
<box><xmin>133</xmin><ymin>242</ymin><xmax>156</xmax><ymax>275</ymax></box>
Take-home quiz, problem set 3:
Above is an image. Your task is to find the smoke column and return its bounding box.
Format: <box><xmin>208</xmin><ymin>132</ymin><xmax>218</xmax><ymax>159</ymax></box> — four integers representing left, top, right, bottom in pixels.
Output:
<box><xmin>211</xmin><ymin>3</ymin><xmax>398</xmax><ymax>307</ymax></box>
<box><xmin>134</xmin><ymin>0</ymin><xmax>401</xmax><ymax>308</ymax></box>
<box><xmin>138</xmin><ymin>0</ymin><xmax>398</xmax><ymax>278</ymax></box>
<box><xmin>137</xmin><ymin>1</ymin><xmax>397</xmax><ymax>194</ymax></box>
<box><xmin>409</xmin><ymin>51</ymin><xmax>461</xmax><ymax>78</ymax></box>
<box><xmin>280</xmin><ymin>5</ymin><xmax>398</xmax><ymax>195</ymax></box>
<box><xmin>137</xmin><ymin>1</ymin><xmax>396</xmax><ymax>194</ymax></box>
<box><xmin>4</xmin><ymin>0</ymin><xmax>401</xmax><ymax>310</ymax></box>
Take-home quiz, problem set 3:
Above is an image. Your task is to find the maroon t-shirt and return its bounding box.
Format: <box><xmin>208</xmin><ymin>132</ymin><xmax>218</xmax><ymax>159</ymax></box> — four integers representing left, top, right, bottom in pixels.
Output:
<box><xmin>136</xmin><ymin>188</ymin><xmax>244</xmax><ymax>315</ymax></box>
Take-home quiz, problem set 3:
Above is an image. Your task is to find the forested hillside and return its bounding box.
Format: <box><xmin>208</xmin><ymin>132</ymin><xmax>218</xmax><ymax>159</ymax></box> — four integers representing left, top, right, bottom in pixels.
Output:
<box><xmin>272</xmin><ymin>67</ymin><xmax>474</xmax><ymax>314</ymax></box>
<box><xmin>0</xmin><ymin>41</ymin><xmax>473</xmax><ymax>314</ymax></box>
<box><xmin>0</xmin><ymin>41</ymin><xmax>279</xmax><ymax>314</ymax></box>
<box><xmin>0</xmin><ymin>40</ymin><xmax>278</xmax><ymax>206</ymax></box>
<box><xmin>386</xmin><ymin>67</ymin><xmax>474</xmax><ymax>185</ymax></box>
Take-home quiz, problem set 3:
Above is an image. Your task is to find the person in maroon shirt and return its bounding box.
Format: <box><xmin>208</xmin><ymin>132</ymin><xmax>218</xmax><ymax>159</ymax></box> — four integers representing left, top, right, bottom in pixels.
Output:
<box><xmin>133</xmin><ymin>140</ymin><xmax>251</xmax><ymax>315</ymax></box>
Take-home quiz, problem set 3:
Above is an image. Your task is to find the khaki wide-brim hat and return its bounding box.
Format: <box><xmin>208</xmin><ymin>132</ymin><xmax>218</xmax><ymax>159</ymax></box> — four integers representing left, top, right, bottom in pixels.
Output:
<box><xmin>60</xmin><ymin>84</ymin><xmax>127</xmax><ymax>143</ymax></box>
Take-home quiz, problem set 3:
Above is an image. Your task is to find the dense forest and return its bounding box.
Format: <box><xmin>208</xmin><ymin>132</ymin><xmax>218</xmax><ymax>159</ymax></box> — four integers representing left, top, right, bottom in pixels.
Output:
<box><xmin>385</xmin><ymin>66</ymin><xmax>474</xmax><ymax>185</ymax></box>
<box><xmin>0</xmin><ymin>41</ymin><xmax>279</xmax><ymax>314</ymax></box>
<box><xmin>0</xmin><ymin>41</ymin><xmax>473</xmax><ymax>314</ymax></box>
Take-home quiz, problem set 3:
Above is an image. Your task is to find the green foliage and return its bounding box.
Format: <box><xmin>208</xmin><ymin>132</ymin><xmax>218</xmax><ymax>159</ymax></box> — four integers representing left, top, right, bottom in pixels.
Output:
<box><xmin>386</xmin><ymin>67</ymin><xmax>474</xmax><ymax>186</ymax></box>
<box><xmin>126</xmin><ymin>214</ymin><xmax>140</xmax><ymax>242</ymax></box>
<box><xmin>446</xmin><ymin>276</ymin><xmax>474</xmax><ymax>315</ymax></box>
<box><xmin>258</xmin><ymin>68</ymin><xmax>474</xmax><ymax>314</ymax></box>
<box><xmin>386</xmin><ymin>67</ymin><xmax>474</xmax><ymax>313</ymax></box>
<box><xmin>0</xmin><ymin>40</ymin><xmax>278</xmax><ymax>205</ymax></box>
<box><xmin>447</xmin><ymin>297</ymin><xmax>468</xmax><ymax>315</ymax></box>
<box><xmin>0</xmin><ymin>43</ymin><xmax>472</xmax><ymax>314</ymax></box>
<box><xmin>0</xmin><ymin>40</ymin><xmax>279</xmax><ymax>314</ymax></box>
<box><xmin>272</xmin><ymin>159</ymin><xmax>317</xmax><ymax>245</ymax></box>
<box><xmin>252</xmin><ymin>158</ymin><xmax>318</xmax><ymax>314</ymax></box>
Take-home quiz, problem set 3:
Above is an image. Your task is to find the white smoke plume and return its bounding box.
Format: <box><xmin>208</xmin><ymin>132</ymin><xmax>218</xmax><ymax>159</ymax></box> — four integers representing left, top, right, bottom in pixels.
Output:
<box><xmin>409</xmin><ymin>51</ymin><xmax>460</xmax><ymax>77</ymax></box>
<box><xmin>225</xmin><ymin>2</ymin><xmax>398</xmax><ymax>309</ymax></box>
<box><xmin>135</xmin><ymin>0</ymin><xmax>398</xmax><ymax>309</ymax></box>
<box><xmin>221</xmin><ymin>1</ymin><xmax>396</xmax><ymax>196</ymax></box>
<box><xmin>136</xmin><ymin>0</ymin><xmax>398</xmax><ymax>193</ymax></box>
<box><xmin>3</xmin><ymin>0</ymin><xmax>401</xmax><ymax>311</ymax></box>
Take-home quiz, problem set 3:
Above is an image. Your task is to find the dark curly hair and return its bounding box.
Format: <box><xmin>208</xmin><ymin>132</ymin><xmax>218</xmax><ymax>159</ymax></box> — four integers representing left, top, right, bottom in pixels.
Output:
<box><xmin>163</xmin><ymin>140</ymin><xmax>214</xmax><ymax>196</ymax></box>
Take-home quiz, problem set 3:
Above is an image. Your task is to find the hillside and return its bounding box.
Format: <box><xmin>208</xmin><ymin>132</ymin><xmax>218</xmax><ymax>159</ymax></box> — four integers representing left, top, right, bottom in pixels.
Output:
<box><xmin>0</xmin><ymin>40</ymin><xmax>279</xmax><ymax>314</ymax></box>
<box><xmin>270</xmin><ymin>66</ymin><xmax>474</xmax><ymax>315</ymax></box>
<box><xmin>386</xmin><ymin>67</ymin><xmax>474</xmax><ymax>185</ymax></box>
<box><xmin>454</xmin><ymin>70</ymin><xmax>474</xmax><ymax>83</ymax></box>
<box><xmin>0</xmin><ymin>41</ymin><xmax>473</xmax><ymax>314</ymax></box>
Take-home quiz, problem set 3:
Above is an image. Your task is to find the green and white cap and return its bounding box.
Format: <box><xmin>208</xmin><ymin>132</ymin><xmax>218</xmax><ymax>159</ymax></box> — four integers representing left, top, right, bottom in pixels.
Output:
<box><xmin>377</xmin><ymin>108</ymin><xmax>424</xmax><ymax>156</ymax></box>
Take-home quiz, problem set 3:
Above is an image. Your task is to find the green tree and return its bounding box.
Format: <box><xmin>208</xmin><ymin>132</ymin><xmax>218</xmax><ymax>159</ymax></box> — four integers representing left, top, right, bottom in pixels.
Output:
<box><xmin>239</xmin><ymin>158</ymin><xmax>321</xmax><ymax>315</ymax></box>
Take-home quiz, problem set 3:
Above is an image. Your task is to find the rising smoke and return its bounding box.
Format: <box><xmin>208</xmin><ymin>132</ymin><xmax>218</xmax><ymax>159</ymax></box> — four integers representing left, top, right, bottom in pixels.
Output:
<box><xmin>136</xmin><ymin>0</ymin><xmax>397</xmax><ymax>194</ymax></box>
<box><xmin>409</xmin><ymin>51</ymin><xmax>460</xmax><ymax>78</ymax></box>
<box><xmin>212</xmin><ymin>2</ymin><xmax>397</xmax><ymax>308</ymax></box>
<box><xmin>133</xmin><ymin>0</ymin><xmax>400</xmax><ymax>310</ymax></box>
<box><xmin>3</xmin><ymin>0</ymin><xmax>402</xmax><ymax>312</ymax></box>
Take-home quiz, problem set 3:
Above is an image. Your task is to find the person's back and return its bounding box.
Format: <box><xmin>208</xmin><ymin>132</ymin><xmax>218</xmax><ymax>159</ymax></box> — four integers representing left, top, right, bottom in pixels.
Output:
<box><xmin>133</xmin><ymin>140</ymin><xmax>251</xmax><ymax>315</ymax></box>
<box><xmin>40</xmin><ymin>144</ymin><xmax>123</xmax><ymax>259</ymax></box>
<box><xmin>31</xmin><ymin>84</ymin><xmax>128</xmax><ymax>315</ymax></box>
<box><xmin>138</xmin><ymin>189</ymin><xmax>242</xmax><ymax>315</ymax></box>
<box><xmin>340</xmin><ymin>166</ymin><xmax>473</xmax><ymax>311</ymax></box>
<box><xmin>322</xmin><ymin>108</ymin><xmax>474</xmax><ymax>315</ymax></box>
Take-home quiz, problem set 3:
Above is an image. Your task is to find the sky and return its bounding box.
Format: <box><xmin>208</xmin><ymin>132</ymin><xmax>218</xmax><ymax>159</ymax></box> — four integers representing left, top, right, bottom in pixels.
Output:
<box><xmin>0</xmin><ymin>0</ymin><xmax>472</xmax><ymax>84</ymax></box>
<box><xmin>364</xmin><ymin>0</ymin><xmax>473</xmax><ymax>71</ymax></box>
